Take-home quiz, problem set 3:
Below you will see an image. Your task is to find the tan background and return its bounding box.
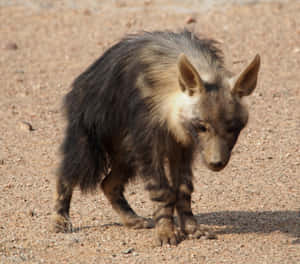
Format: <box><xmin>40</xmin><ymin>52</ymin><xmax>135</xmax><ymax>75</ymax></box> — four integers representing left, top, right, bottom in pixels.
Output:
<box><xmin>0</xmin><ymin>0</ymin><xmax>299</xmax><ymax>263</ymax></box>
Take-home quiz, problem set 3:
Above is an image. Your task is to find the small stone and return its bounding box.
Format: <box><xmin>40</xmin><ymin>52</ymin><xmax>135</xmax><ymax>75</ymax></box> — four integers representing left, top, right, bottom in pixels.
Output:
<box><xmin>20</xmin><ymin>121</ymin><xmax>35</xmax><ymax>132</ymax></box>
<box><xmin>185</xmin><ymin>16</ymin><xmax>196</xmax><ymax>24</ymax></box>
<box><xmin>29</xmin><ymin>210</ymin><xmax>37</xmax><ymax>217</ymax></box>
<box><xmin>122</xmin><ymin>248</ymin><xmax>134</xmax><ymax>254</ymax></box>
<box><xmin>5</xmin><ymin>183</ymin><xmax>13</xmax><ymax>189</ymax></box>
<box><xmin>73</xmin><ymin>238</ymin><xmax>80</xmax><ymax>243</ymax></box>
<box><xmin>5</xmin><ymin>42</ymin><xmax>18</xmax><ymax>50</ymax></box>
<box><xmin>84</xmin><ymin>9</ymin><xmax>91</xmax><ymax>16</ymax></box>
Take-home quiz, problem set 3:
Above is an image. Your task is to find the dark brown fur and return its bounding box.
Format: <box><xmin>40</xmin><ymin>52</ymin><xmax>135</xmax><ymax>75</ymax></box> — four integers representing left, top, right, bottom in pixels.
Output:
<box><xmin>53</xmin><ymin>30</ymin><xmax>260</xmax><ymax>245</ymax></box>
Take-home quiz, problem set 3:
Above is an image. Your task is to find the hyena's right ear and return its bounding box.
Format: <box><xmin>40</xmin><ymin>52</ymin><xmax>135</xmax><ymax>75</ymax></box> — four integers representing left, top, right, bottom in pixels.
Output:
<box><xmin>177</xmin><ymin>53</ymin><xmax>204</xmax><ymax>96</ymax></box>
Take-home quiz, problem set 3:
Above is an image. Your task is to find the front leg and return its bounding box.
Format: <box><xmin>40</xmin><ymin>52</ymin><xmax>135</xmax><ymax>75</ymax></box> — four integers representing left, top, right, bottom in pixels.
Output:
<box><xmin>176</xmin><ymin>176</ymin><xmax>217</xmax><ymax>240</ymax></box>
<box><xmin>133</xmin><ymin>133</ymin><xmax>180</xmax><ymax>245</ymax></box>
<box><xmin>176</xmin><ymin>180</ymin><xmax>204</xmax><ymax>238</ymax></box>
<box><xmin>169</xmin><ymin>149</ymin><xmax>216</xmax><ymax>240</ymax></box>
<box><xmin>145</xmin><ymin>178</ymin><xmax>178</xmax><ymax>246</ymax></box>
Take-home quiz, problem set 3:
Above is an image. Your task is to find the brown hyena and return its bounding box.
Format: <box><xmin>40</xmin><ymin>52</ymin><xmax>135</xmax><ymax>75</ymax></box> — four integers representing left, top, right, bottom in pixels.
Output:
<box><xmin>53</xmin><ymin>30</ymin><xmax>260</xmax><ymax>246</ymax></box>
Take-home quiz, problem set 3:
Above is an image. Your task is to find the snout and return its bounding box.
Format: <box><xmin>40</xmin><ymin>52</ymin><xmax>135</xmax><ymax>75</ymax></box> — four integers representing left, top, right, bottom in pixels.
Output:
<box><xmin>207</xmin><ymin>161</ymin><xmax>227</xmax><ymax>171</ymax></box>
<box><xmin>201</xmin><ymin>144</ymin><xmax>230</xmax><ymax>172</ymax></box>
<box><xmin>200</xmin><ymin>136</ymin><xmax>233</xmax><ymax>172</ymax></box>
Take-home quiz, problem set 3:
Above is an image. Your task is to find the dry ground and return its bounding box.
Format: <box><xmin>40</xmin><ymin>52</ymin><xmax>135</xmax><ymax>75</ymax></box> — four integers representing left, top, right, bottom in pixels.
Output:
<box><xmin>0</xmin><ymin>0</ymin><xmax>299</xmax><ymax>263</ymax></box>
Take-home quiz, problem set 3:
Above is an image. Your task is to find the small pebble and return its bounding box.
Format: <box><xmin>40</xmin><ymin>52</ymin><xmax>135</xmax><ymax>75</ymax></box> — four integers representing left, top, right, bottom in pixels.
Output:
<box><xmin>185</xmin><ymin>16</ymin><xmax>196</xmax><ymax>24</ymax></box>
<box><xmin>122</xmin><ymin>248</ymin><xmax>134</xmax><ymax>254</ymax></box>
<box><xmin>73</xmin><ymin>238</ymin><xmax>80</xmax><ymax>243</ymax></box>
<box><xmin>84</xmin><ymin>9</ymin><xmax>91</xmax><ymax>16</ymax></box>
<box><xmin>20</xmin><ymin>121</ymin><xmax>35</xmax><ymax>132</ymax></box>
<box><xmin>29</xmin><ymin>210</ymin><xmax>36</xmax><ymax>217</ymax></box>
<box><xmin>5</xmin><ymin>42</ymin><xmax>18</xmax><ymax>50</ymax></box>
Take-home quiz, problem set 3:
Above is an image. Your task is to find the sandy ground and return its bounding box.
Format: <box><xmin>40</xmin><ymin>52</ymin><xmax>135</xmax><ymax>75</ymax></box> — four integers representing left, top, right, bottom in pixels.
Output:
<box><xmin>0</xmin><ymin>0</ymin><xmax>299</xmax><ymax>263</ymax></box>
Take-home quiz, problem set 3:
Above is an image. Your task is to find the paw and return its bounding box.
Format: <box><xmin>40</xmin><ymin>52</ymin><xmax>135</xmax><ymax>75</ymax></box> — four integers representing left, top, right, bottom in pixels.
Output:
<box><xmin>155</xmin><ymin>219</ymin><xmax>181</xmax><ymax>246</ymax></box>
<box><xmin>182</xmin><ymin>216</ymin><xmax>217</xmax><ymax>240</ymax></box>
<box><xmin>52</xmin><ymin>214</ymin><xmax>73</xmax><ymax>233</ymax></box>
<box><xmin>186</xmin><ymin>225</ymin><xmax>217</xmax><ymax>240</ymax></box>
<box><xmin>123</xmin><ymin>216</ymin><xmax>154</xmax><ymax>229</ymax></box>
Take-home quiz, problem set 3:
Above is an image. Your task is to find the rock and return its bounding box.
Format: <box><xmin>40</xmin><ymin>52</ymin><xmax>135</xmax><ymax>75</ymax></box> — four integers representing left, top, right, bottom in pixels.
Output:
<box><xmin>84</xmin><ymin>9</ymin><xmax>91</xmax><ymax>16</ymax></box>
<box><xmin>19</xmin><ymin>121</ymin><xmax>35</xmax><ymax>132</ymax></box>
<box><xmin>122</xmin><ymin>248</ymin><xmax>134</xmax><ymax>254</ymax></box>
<box><xmin>5</xmin><ymin>42</ymin><xmax>18</xmax><ymax>50</ymax></box>
<box><xmin>185</xmin><ymin>16</ymin><xmax>196</xmax><ymax>24</ymax></box>
<box><xmin>29</xmin><ymin>210</ymin><xmax>37</xmax><ymax>217</ymax></box>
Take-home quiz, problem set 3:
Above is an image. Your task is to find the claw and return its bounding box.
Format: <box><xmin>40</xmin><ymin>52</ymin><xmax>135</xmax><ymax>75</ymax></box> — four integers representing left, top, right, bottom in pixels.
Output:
<box><xmin>156</xmin><ymin>232</ymin><xmax>179</xmax><ymax>246</ymax></box>
<box><xmin>155</xmin><ymin>221</ymin><xmax>180</xmax><ymax>246</ymax></box>
<box><xmin>52</xmin><ymin>214</ymin><xmax>73</xmax><ymax>233</ymax></box>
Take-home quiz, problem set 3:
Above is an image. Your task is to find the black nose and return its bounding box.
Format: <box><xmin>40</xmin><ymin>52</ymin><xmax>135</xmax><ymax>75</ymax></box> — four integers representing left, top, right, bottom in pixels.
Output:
<box><xmin>209</xmin><ymin>161</ymin><xmax>224</xmax><ymax>170</ymax></box>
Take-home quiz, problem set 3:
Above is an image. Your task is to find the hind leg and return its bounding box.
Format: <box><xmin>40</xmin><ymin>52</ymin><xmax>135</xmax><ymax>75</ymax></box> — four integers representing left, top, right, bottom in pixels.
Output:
<box><xmin>53</xmin><ymin>177</ymin><xmax>74</xmax><ymax>232</ymax></box>
<box><xmin>101</xmin><ymin>164</ymin><xmax>153</xmax><ymax>229</ymax></box>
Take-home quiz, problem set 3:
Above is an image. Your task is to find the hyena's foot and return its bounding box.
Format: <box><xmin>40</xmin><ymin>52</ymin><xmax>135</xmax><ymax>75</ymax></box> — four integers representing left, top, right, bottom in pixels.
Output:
<box><xmin>155</xmin><ymin>218</ymin><xmax>181</xmax><ymax>246</ymax></box>
<box><xmin>52</xmin><ymin>214</ymin><xmax>73</xmax><ymax>233</ymax></box>
<box><xmin>123</xmin><ymin>215</ymin><xmax>154</xmax><ymax>229</ymax></box>
<box><xmin>181</xmin><ymin>215</ymin><xmax>217</xmax><ymax>240</ymax></box>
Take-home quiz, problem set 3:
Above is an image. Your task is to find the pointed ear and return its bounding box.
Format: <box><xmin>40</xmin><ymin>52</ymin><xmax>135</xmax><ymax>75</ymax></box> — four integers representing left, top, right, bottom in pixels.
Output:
<box><xmin>177</xmin><ymin>53</ymin><xmax>204</xmax><ymax>96</ymax></box>
<box><xmin>231</xmin><ymin>54</ymin><xmax>260</xmax><ymax>97</ymax></box>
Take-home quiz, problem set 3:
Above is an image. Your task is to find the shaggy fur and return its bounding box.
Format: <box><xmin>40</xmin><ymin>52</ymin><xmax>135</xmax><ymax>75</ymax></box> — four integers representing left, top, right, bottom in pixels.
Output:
<box><xmin>53</xmin><ymin>30</ymin><xmax>260</xmax><ymax>246</ymax></box>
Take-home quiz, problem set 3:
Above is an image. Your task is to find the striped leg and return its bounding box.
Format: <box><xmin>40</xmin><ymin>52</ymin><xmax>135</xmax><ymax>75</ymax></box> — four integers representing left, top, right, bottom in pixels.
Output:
<box><xmin>176</xmin><ymin>177</ymin><xmax>216</xmax><ymax>239</ymax></box>
<box><xmin>145</xmin><ymin>177</ymin><xmax>178</xmax><ymax>246</ymax></box>
<box><xmin>175</xmin><ymin>177</ymin><xmax>205</xmax><ymax>238</ymax></box>
<box><xmin>101</xmin><ymin>164</ymin><xmax>153</xmax><ymax>229</ymax></box>
<box><xmin>169</xmin><ymin>149</ymin><xmax>206</xmax><ymax>239</ymax></box>
<box><xmin>53</xmin><ymin>178</ymin><xmax>74</xmax><ymax>232</ymax></box>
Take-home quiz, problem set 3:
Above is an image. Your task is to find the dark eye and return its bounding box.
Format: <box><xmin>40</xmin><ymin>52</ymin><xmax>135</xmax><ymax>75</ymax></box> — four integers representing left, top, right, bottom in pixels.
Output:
<box><xmin>195</xmin><ymin>124</ymin><xmax>207</xmax><ymax>133</ymax></box>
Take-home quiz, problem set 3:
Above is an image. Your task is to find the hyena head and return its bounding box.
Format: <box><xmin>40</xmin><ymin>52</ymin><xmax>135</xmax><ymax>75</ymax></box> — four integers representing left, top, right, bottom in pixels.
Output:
<box><xmin>176</xmin><ymin>53</ymin><xmax>260</xmax><ymax>171</ymax></box>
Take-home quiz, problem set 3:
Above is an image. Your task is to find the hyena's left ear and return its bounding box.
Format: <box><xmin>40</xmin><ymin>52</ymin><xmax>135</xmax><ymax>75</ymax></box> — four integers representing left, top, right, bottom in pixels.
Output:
<box><xmin>231</xmin><ymin>54</ymin><xmax>260</xmax><ymax>97</ymax></box>
<box><xmin>177</xmin><ymin>53</ymin><xmax>204</xmax><ymax>96</ymax></box>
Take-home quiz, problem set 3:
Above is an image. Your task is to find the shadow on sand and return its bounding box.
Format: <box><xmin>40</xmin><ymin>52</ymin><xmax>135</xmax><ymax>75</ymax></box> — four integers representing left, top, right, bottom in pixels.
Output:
<box><xmin>71</xmin><ymin>210</ymin><xmax>300</xmax><ymax>244</ymax></box>
<box><xmin>194</xmin><ymin>210</ymin><xmax>300</xmax><ymax>244</ymax></box>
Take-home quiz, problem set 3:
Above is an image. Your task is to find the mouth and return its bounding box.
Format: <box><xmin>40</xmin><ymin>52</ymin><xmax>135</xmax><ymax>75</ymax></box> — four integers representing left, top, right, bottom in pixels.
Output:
<box><xmin>207</xmin><ymin>163</ymin><xmax>226</xmax><ymax>172</ymax></box>
<box><xmin>201</xmin><ymin>157</ymin><xmax>228</xmax><ymax>172</ymax></box>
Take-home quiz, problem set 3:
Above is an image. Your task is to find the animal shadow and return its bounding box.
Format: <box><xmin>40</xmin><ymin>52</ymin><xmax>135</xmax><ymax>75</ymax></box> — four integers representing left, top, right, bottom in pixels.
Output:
<box><xmin>195</xmin><ymin>210</ymin><xmax>300</xmax><ymax>244</ymax></box>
